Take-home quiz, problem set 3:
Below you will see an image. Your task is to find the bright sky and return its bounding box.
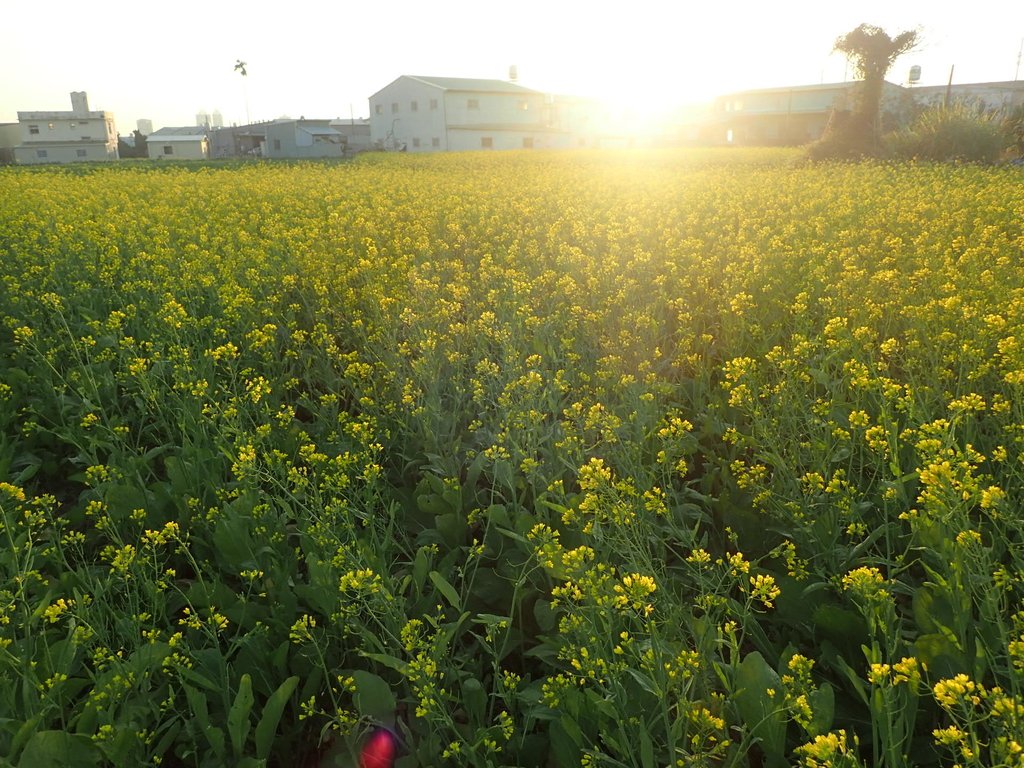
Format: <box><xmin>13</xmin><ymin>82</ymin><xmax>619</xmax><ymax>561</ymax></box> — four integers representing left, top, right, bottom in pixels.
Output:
<box><xmin>2</xmin><ymin>1</ymin><xmax>1022</xmax><ymax>132</ymax></box>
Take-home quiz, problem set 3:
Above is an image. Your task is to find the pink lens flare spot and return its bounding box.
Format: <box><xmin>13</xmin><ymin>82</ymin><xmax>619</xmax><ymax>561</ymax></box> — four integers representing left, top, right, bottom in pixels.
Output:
<box><xmin>359</xmin><ymin>728</ymin><xmax>397</xmax><ymax>768</ymax></box>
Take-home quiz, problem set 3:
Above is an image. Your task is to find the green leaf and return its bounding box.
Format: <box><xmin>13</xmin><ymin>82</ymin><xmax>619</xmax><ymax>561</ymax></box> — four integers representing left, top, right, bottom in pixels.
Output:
<box><xmin>228</xmin><ymin>674</ymin><xmax>255</xmax><ymax>758</ymax></box>
<box><xmin>435</xmin><ymin>512</ymin><xmax>467</xmax><ymax>548</ymax></box>
<box><xmin>533</xmin><ymin>599</ymin><xmax>557</xmax><ymax>632</ymax></box>
<box><xmin>177</xmin><ymin>665</ymin><xmax>221</xmax><ymax>692</ymax></box>
<box><xmin>550</xmin><ymin>716</ymin><xmax>583</xmax><ymax>766</ymax></box>
<box><xmin>461</xmin><ymin>677</ymin><xmax>487</xmax><ymax>725</ymax></box>
<box><xmin>808</xmin><ymin>682</ymin><xmax>835</xmax><ymax>737</ymax></box>
<box><xmin>183</xmin><ymin>683</ymin><xmax>222</xmax><ymax>759</ymax></box>
<box><xmin>352</xmin><ymin>671</ymin><xmax>396</xmax><ymax>721</ymax></box>
<box><xmin>18</xmin><ymin>731</ymin><xmax>100</xmax><ymax>768</ymax></box>
<box><xmin>429</xmin><ymin>570</ymin><xmax>462</xmax><ymax>611</ymax></box>
<box><xmin>360</xmin><ymin>652</ymin><xmax>407</xmax><ymax>674</ymax></box>
<box><xmin>639</xmin><ymin>728</ymin><xmax>655</xmax><ymax>768</ymax></box>
<box><xmin>9</xmin><ymin>717</ymin><xmax>41</xmax><ymax>763</ymax></box>
<box><xmin>254</xmin><ymin>675</ymin><xmax>299</xmax><ymax>761</ymax></box>
<box><xmin>733</xmin><ymin>651</ymin><xmax>786</xmax><ymax>768</ymax></box>
<box><xmin>412</xmin><ymin>546</ymin><xmax>431</xmax><ymax>595</ymax></box>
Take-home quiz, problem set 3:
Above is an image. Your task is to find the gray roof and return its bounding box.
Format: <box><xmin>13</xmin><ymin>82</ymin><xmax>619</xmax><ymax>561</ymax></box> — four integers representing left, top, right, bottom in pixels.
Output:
<box><xmin>373</xmin><ymin>75</ymin><xmax>541</xmax><ymax>96</ymax></box>
<box><xmin>718</xmin><ymin>81</ymin><xmax>905</xmax><ymax>99</ymax></box>
<box><xmin>150</xmin><ymin>126</ymin><xmax>208</xmax><ymax>137</ymax></box>
<box><xmin>300</xmin><ymin>126</ymin><xmax>341</xmax><ymax>136</ymax></box>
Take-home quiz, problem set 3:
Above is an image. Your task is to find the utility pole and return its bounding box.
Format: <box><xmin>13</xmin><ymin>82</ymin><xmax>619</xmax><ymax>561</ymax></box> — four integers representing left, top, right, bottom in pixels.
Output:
<box><xmin>1015</xmin><ymin>38</ymin><xmax>1022</xmax><ymax>81</ymax></box>
<box><xmin>944</xmin><ymin>64</ymin><xmax>954</xmax><ymax>109</ymax></box>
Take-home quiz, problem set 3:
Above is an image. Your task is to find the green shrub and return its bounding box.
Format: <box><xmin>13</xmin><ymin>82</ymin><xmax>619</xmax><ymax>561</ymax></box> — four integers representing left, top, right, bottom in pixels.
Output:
<box><xmin>1003</xmin><ymin>103</ymin><xmax>1024</xmax><ymax>155</ymax></box>
<box><xmin>887</xmin><ymin>103</ymin><xmax>1007</xmax><ymax>163</ymax></box>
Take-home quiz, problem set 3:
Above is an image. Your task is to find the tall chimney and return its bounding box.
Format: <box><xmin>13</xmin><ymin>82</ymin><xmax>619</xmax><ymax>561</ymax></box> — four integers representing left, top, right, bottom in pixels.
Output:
<box><xmin>70</xmin><ymin>91</ymin><xmax>89</xmax><ymax>115</ymax></box>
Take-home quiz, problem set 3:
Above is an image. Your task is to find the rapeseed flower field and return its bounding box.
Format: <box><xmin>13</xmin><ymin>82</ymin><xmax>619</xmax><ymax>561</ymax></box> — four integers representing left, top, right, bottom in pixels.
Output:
<box><xmin>1</xmin><ymin>149</ymin><xmax>1024</xmax><ymax>767</ymax></box>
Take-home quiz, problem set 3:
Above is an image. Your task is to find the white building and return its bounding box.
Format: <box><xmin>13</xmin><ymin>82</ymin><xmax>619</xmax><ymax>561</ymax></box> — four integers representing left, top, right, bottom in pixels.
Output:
<box><xmin>264</xmin><ymin>119</ymin><xmax>344</xmax><ymax>159</ymax></box>
<box><xmin>147</xmin><ymin>126</ymin><xmax>209</xmax><ymax>160</ymax></box>
<box><xmin>14</xmin><ymin>91</ymin><xmax>118</xmax><ymax>164</ymax></box>
<box><xmin>369</xmin><ymin>75</ymin><xmax>571</xmax><ymax>152</ymax></box>
<box><xmin>909</xmin><ymin>80</ymin><xmax>1024</xmax><ymax>114</ymax></box>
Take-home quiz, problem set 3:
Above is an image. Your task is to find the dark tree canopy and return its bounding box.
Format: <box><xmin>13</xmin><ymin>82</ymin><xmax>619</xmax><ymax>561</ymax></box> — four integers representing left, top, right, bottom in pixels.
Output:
<box><xmin>834</xmin><ymin>24</ymin><xmax>919</xmax><ymax>83</ymax></box>
<box><xmin>832</xmin><ymin>24</ymin><xmax>919</xmax><ymax>151</ymax></box>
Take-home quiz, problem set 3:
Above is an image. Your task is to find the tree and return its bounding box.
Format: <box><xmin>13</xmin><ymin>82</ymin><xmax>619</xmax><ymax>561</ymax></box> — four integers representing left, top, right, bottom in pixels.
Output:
<box><xmin>834</xmin><ymin>24</ymin><xmax>919</xmax><ymax>149</ymax></box>
<box><xmin>132</xmin><ymin>129</ymin><xmax>148</xmax><ymax>158</ymax></box>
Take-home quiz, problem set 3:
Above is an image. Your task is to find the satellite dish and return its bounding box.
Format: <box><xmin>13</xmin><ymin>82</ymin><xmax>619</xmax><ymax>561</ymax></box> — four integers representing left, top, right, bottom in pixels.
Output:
<box><xmin>909</xmin><ymin>65</ymin><xmax>921</xmax><ymax>84</ymax></box>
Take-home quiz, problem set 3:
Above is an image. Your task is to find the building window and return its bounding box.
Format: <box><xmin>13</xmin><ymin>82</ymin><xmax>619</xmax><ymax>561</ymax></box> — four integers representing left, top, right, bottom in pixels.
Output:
<box><xmin>80</xmin><ymin>120</ymin><xmax>89</xmax><ymax>126</ymax></box>
<box><xmin>391</xmin><ymin>103</ymin><xmax>398</xmax><ymax>114</ymax></box>
<box><xmin>81</xmin><ymin>136</ymin><xmax>91</xmax><ymax>140</ymax></box>
<box><xmin>375</xmin><ymin>104</ymin><xmax>383</xmax><ymax>115</ymax></box>
<box><xmin>411</xmin><ymin>100</ymin><xmax>418</xmax><ymax>112</ymax></box>
<box><xmin>76</xmin><ymin>149</ymin><xmax>87</xmax><ymax>157</ymax></box>
<box><xmin>412</xmin><ymin>138</ymin><xmax>420</xmax><ymax>148</ymax></box>
<box><xmin>28</xmin><ymin>125</ymin><xmax>39</xmax><ymax>134</ymax></box>
<box><xmin>36</xmin><ymin>149</ymin><xmax>48</xmax><ymax>158</ymax></box>
<box><xmin>468</xmin><ymin>99</ymin><xmax>479</xmax><ymax>110</ymax></box>
<box><xmin>432</xmin><ymin>137</ymin><xmax>440</xmax><ymax>148</ymax></box>
<box><xmin>481</xmin><ymin>137</ymin><xmax>492</xmax><ymax>148</ymax></box>
<box><xmin>430</xmin><ymin>99</ymin><xmax>438</xmax><ymax>110</ymax></box>
<box><xmin>163</xmin><ymin>145</ymin><xmax>173</xmax><ymax>155</ymax></box>
<box><xmin>523</xmin><ymin>137</ymin><xmax>534</xmax><ymax>148</ymax></box>
<box><xmin>273</xmin><ymin>139</ymin><xmax>281</xmax><ymax>150</ymax></box>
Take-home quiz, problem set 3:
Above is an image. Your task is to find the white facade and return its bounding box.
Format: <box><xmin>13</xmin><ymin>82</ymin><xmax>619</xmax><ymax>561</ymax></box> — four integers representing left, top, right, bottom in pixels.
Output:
<box><xmin>368</xmin><ymin>76</ymin><xmax>570</xmax><ymax>153</ymax></box>
<box><xmin>909</xmin><ymin>81</ymin><xmax>1024</xmax><ymax>114</ymax></box>
<box><xmin>147</xmin><ymin>127</ymin><xmax>209</xmax><ymax>160</ymax></box>
<box><xmin>14</xmin><ymin>92</ymin><xmax>118</xmax><ymax>164</ymax></box>
<box><xmin>264</xmin><ymin>119</ymin><xmax>344</xmax><ymax>159</ymax></box>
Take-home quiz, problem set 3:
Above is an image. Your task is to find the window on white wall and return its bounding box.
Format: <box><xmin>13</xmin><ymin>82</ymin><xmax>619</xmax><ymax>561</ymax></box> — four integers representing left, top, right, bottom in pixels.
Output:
<box><xmin>375</xmin><ymin>104</ymin><xmax>383</xmax><ymax>115</ymax></box>
<box><xmin>164</xmin><ymin>145</ymin><xmax>173</xmax><ymax>155</ymax></box>
<box><xmin>76</xmin><ymin>149</ymin><xmax>87</xmax><ymax>157</ymax></box>
<box><xmin>391</xmin><ymin>103</ymin><xmax>398</xmax><ymax>114</ymax></box>
<box><xmin>523</xmin><ymin>137</ymin><xmax>534</xmax><ymax>148</ymax></box>
<box><xmin>412</xmin><ymin>138</ymin><xmax>420</xmax><ymax>147</ymax></box>
<box><xmin>468</xmin><ymin>99</ymin><xmax>479</xmax><ymax>110</ymax></box>
<box><xmin>481</xmin><ymin>137</ymin><xmax>492</xmax><ymax>148</ymax></box>
<box><xmin>28</xmin><ymin>125</ymin><xmax>39</xmax><ymax>134</ymax></box>
<box><xmin>411</xmin><ymin>101</ymin><xmax>418</xmax><ymax>112</ymax></box>
<box><xmin>36</xmin><ymin>149</ymin><xmax>47</xmax><ymax>158</ymax></box>
<box><xmin>430</xmin><ymin>99</ymin><xmax>438</xmax><ymax>110</ymax></box>
<box><xmin>432</xmin><ymin>137</ymin><xmax>440</xmax><ymax>148</ymax></box>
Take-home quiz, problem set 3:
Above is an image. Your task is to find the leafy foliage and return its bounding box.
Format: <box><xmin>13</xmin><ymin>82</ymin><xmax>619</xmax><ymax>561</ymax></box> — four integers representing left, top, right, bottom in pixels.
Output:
<box><xmin>887</xmin><ymin>103</ymin><xmax>1008</xmax><ymax>163</ymax></box>
<box><xmin>1</xmin><ymin>150</ymin><xmax>1024</xmax><ymax>766</ymax></box>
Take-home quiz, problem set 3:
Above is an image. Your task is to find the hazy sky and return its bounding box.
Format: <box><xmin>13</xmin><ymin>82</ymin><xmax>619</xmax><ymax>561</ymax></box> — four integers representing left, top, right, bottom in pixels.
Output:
<box><xmin>3</xmin><ymin>1</ymin><xmax>1022</xmax><ymax>132</ymax></box>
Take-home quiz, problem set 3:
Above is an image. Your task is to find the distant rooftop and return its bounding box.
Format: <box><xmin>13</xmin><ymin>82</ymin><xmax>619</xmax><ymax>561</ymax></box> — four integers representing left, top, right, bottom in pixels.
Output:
<box><xmin>151</xmin><ymin>126</ymin><xmax>207</xmax><ymax>135</ymax></box>
<box><xmin>149</xmin><ymin>126</ymin><xmax>208</xmax><ymax>140</ymax></box>
<box><xmin>376</xmin><ymin>75</ymin><xmax>542</xmax><ymax>96</ymax></box>
<box><xmin>18</xmin><ymin>109</ymin><xmax>110</xmax><ymax>120</ymax></box>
